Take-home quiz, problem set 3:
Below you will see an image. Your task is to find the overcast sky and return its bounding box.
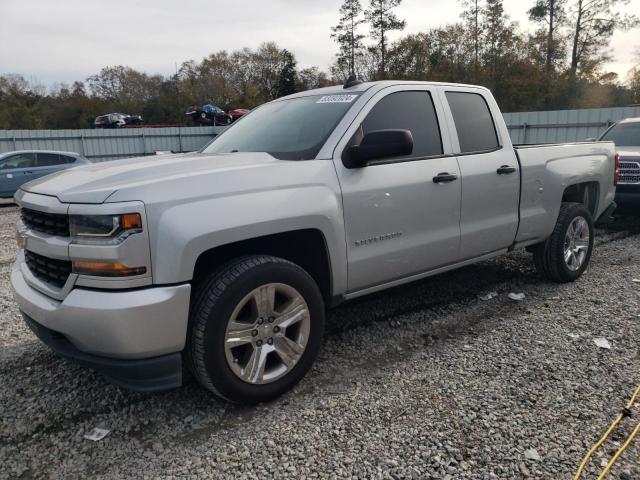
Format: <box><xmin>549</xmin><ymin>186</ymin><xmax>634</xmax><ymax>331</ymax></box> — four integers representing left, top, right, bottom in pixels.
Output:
<box><xmin>1</xmin><ymin>0</ymin><xmax>638</xmax><ymax>88</ymax></box>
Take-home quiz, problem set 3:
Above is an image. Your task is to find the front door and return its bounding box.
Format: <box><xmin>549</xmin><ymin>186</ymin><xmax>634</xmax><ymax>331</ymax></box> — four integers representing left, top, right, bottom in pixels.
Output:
<box><xmin>335</xmin><ymin>87</ymin><xmax>462</xmax><ymax>292</ymax></box>
<box><xmin>0</xmin><ymin>153</ymin><xmax>37</xmax><ymax>197</ymax></box>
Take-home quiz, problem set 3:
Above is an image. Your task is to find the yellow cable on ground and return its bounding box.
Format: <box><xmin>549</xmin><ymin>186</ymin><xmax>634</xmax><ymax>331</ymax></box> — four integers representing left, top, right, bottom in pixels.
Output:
<box><xmin>573</xmin><ymin>384</ymin><xmax>640</xmax><ymax>480</ymax></box>
<box><xmin>597</xmin><ymin>420</ymin><xmax>640</xmax><ymax>480</ymax></box>
<box><xmin>573</xmin><ymin>413</ymin><xmax>626</xmax><ymax>480</ymax></box>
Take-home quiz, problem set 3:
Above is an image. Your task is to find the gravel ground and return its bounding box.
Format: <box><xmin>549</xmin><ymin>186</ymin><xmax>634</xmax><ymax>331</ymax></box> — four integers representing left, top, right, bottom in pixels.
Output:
<box><xmin>0</xmin><ymin>204</ymin><xmax>639</xmax><ymax>479</ymax></box>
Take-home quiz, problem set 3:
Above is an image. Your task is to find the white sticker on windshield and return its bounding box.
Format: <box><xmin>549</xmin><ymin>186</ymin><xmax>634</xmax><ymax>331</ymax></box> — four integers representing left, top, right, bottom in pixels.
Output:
<box><xmin>316</xmin><ymin>94</ymin><xmax>358</xmax><ymax>104</ymax></box>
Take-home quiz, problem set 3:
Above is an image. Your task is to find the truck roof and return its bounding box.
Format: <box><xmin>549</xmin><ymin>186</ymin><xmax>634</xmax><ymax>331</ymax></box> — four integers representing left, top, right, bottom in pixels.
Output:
<box><xmin>282</xmin><ymin>80</ymin><xmax>490</xmax><ymax>100</ymax></box>
<box><xmin>0</xmin><ymin>149</ymin><xmax>81</xmax><ymax>158</ymax></box>
<box><xmin>618</xmin><ymin>117</ymin><xmax>640</xmax><ymax>124</ymax></box>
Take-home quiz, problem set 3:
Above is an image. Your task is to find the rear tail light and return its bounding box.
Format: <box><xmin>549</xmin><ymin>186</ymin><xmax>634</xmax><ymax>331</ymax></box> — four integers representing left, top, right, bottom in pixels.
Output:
<box><xmin>614</xmin><ymin>153</ymin><xmax>620</xmax><ymax>186</ymax></box>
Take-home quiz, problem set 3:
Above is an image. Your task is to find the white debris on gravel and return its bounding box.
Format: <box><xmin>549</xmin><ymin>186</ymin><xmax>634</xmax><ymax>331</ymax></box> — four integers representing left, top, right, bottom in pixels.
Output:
<box><xmin>508</xmin><ymin>292</ymin><xmax>526</xmax><ymax>301</ymax></box>
<box><xmin>593</xmin><ymin>337</ymin><xmax>612</xmax><ymax>349</ymax></box>
<box><xmin>1</xmin><ymin>205</ymin><xmax>640</xmax><ymax>479</ymax></box>
<box><xmin>524</xmin><ymin>448</ymin><xmax>542</xmax><ymax>461</ymax></box>
<box><xmin>84</xmin><ymin>427</ymin><xmax>111</xmax><ymax>442</ymax></box>
<box><xmin>478</xmin><ymin>291</ymin><xmax>498</xmax><ymax>301</ymax></box>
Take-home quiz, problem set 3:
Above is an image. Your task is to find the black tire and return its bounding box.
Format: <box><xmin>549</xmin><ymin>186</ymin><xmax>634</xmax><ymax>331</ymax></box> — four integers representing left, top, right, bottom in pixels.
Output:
<box><xmin>532</xmin><ymin>202</ymin><xmax>594</xmax><ymax>283</ymax></box>
<box><xmin>186</xmin><ymin>255</ymin><xmax>325</xmax><ymax>404</ymax></box>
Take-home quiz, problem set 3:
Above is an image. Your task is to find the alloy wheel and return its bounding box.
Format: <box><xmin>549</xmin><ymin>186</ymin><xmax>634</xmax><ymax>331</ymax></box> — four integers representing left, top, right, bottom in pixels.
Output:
<box><xmin>563</xmin><ymin>216</ymin><xmax>590</xmax><ymax>271</ymax></box>
<box><xmin>224</xmin><ymin>283</ymin><xmax>311</xmax><ymax>384</ymax></box>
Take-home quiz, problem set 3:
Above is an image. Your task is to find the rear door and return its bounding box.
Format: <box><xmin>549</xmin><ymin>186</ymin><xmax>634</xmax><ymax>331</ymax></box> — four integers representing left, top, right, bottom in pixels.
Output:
<box><xmin>0</xmin><ymin>153</ymin><xmax>37</xmax><ymax>197</ymax></box>
<box><xmin>334</xmin><ymin>86</ymin><xmax>462</xmax><ymax>292</ymax></box>
<box><xmin>442</xmin><ymin>89</ymin><xmax>520</xmax><ymax>258</ymax></box>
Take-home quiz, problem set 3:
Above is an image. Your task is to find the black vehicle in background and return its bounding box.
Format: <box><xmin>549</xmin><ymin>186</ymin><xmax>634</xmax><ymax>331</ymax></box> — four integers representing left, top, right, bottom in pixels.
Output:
<box><xmin>185</xmin><ymin>104</ymin><xmax>232</xmax><ymax>126</ymax></box>
<box><xmin>94</xmin><ymin>113</ymin><xmax>143</xmax><ymax>128</ymax></box>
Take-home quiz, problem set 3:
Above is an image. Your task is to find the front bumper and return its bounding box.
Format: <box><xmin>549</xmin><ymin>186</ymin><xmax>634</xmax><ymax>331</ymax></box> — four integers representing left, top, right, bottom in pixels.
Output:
<box><xmin>23</xmin><ymin>314</ymin><xmax>183</xmax><ymax>392</ymax></box>
<box><xmin>11</xmin><ymin>259</ymin><xmax>191</xmax><ymax>390</ymax></box>
<box><xmin>615</xmin><ymin>185</ymin><xmax>640</xmax><ymax>208</ymax></box>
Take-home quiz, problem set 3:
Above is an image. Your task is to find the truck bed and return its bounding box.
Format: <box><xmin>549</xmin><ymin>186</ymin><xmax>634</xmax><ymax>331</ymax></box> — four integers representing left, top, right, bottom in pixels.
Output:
<box><xmin>513</xmin><ymin>141</ymin><xmax>616</xmax><ymax>245</ymax></box>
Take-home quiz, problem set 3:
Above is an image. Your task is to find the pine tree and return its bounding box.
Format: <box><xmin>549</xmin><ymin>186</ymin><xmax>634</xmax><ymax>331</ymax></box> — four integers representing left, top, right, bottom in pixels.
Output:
<box><xmin>276</xmin><ymin>50</ymin><xmax>297</xmax><ymax>98</ymax></box>
<box><xmin>365</xmin><ymin>0</ymin><xmax>406</xmax><ymax>79</ymax></box>
<box><xmin>460</xmin><ymin>0</ymin><xmax>482</xmax><ymax>77</ymax></box>
<box><xmin>569</xmin><ymin>0</ymin><xmax>638</xmax><ymax>77</ymax></box>
<box><xmin>482</xmin><ymin>0</ymin><xmax>506</xmax><ymax>79</ymax></box>
<box><xmin>331</xmin><ymin>0</ymin><xmax>366</xmax><ymax>78</ymax></box>
<box><xmin>480</xmin><ymin>0</ymin><xmax>521</xmax><ymax>93</ymax></box>
<box><xmin>528</xmin><ymin>0</ymin><xmax>566</xmax><ymax>72</ymax></box>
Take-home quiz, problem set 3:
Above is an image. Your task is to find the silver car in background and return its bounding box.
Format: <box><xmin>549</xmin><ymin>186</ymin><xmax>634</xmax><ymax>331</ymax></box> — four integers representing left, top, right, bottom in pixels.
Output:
<box><xmin>0</xmin><ymin>150</ymin><xmax>90</xmax><ymax>198</ymax></box>
<box><xmin>599</xmin><ymin>117</ymin><xmax>640</xmax><ymax>207</ymax></box>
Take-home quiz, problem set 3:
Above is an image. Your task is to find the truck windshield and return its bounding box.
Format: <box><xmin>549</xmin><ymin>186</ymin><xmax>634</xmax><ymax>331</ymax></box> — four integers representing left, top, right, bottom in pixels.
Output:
<box><xmin>600</xmin><ymin>123</ymin><xmax>640</xmax><ymax>147</ymax></box>
<box><xmin>201</xmin><ymin>94</ymin><xmax>359</xmax><ymax>160</ymax></box>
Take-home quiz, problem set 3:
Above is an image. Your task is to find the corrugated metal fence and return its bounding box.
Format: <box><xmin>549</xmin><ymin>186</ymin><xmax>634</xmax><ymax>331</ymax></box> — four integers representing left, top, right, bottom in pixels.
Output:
<box><xmin>1</xmin><ymin>106</ymin><xmax>639</xmax><ymax>160</ymax></box>
<box><xmin>0</xmin><ymin>126</ymin><xmax>225</xmax><ymax>162</ymax></box>
<box><xmin>504</xmin><ymin>106</ymin><xmax>640</xmax><ymax>144</ymax></box>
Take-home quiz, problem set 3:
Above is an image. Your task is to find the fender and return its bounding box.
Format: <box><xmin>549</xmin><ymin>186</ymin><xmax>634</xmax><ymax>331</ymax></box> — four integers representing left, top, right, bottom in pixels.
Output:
<box><xmin>146</xmin><ymin>181</ymin><xmax>347</xmax><ymax>296</ymax></box>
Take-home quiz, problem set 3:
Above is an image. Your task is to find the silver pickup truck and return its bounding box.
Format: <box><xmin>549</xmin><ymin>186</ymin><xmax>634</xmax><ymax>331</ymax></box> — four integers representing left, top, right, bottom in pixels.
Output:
<box><xmin>12</xmin><ymin>81</ymin><xmax>617</xmax><ymax>404</ymax></box>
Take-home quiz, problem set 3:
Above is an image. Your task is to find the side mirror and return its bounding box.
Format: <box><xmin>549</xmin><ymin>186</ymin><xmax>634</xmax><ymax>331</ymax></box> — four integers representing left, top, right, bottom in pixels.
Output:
<box><xmin>343</xmin><ymin>129</ymin><xmax>414</xmax><ymax>168</ymax></box>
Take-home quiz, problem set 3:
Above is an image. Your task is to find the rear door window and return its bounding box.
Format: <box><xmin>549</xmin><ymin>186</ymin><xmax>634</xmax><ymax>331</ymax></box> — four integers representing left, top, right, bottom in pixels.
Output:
<box><xmin>0</xmin><ymin>153</ymin><xmax>36</xmax><ymax>169</ymax></box>
<box><xmin>361</xmin><ymin>91</ymin><xmax>443</xmax><ymax>158</ymax></box>
<box><xmin>446</xmin><ymin>92</ymin><xmax>499</xmax><ymax>153</ymax></box>
<box><xmin>36</xmin><ymin>153</ymin><xmax>64</xmax><ymax>167</ymax></box>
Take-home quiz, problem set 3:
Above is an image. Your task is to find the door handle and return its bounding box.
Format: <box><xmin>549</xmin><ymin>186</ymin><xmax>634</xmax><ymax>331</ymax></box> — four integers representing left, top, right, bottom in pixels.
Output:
<box><xmin>497</xmin><ymin>165</ymin><xmax>517</xmax><ymax>175</ymax></box>
<box><xmin>433</xmin><ymin>172</ymin><xmax>458</xmax><ymax>184</ymax></box>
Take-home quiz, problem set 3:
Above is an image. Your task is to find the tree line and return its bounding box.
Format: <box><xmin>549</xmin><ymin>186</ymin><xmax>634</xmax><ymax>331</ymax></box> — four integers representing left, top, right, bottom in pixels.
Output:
<box><xmin>331</xmin><ymin>0</ymin><xmax>639</xmax><ymax>111</ymax></box>
<box><xmin>0</xmin><ymin>0</ymin><xmax>638</xmax><ymax>129</ymax></box>
<box><xmin>0</xmin><ymin>43</ymin><xmax>330</xmax><ymax>129</ymax></box>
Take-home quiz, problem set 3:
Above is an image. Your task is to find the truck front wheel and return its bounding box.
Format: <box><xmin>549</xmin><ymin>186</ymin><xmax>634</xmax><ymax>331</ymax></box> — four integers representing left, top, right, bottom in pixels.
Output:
<box><xmin>187</xmin><ymin>255</ymin><xmax>325</xmax><ymax>404</ymax></box>
<box><xmin>532</xmin><ymin>202</ymin><xmax>594</xmax><ymax>283</ymax></box>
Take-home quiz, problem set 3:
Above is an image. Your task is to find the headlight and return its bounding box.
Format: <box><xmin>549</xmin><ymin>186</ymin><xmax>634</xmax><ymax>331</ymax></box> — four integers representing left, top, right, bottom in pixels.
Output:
<box><xmin>70</xmin><ymin>213</ymin><xmax>143</xmax><ymax>245</ymax></box>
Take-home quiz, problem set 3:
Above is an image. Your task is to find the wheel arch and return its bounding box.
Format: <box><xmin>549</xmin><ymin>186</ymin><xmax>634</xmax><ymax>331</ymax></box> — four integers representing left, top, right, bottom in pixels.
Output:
<box><xmin>191</xmin><ymin>229</ymin><xmax>334</xmax><ymax>305</ymax></box>
<box><xmin>561</xmin><ymin>181</ymin><xmax>599</xmax><ymax>217</ymax></box>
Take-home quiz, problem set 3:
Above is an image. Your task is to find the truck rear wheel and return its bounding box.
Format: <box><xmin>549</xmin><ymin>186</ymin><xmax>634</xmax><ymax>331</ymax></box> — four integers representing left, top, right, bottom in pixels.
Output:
<box><xmin>533</xmin><ymin>202</ymin><xmax>594</xmax><ymax>283</ymax></box>
<box><xmin>187</xmin><ymin>255</ymin><xmax>325</xmax><ymax>404</ymax></box>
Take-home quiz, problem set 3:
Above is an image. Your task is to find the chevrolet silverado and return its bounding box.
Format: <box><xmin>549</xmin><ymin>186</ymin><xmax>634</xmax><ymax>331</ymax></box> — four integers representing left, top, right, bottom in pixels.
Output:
<box><xmin>12</xmin><ymin>80</ymin><xmax>617</xmax><ymax>404</ymax></box>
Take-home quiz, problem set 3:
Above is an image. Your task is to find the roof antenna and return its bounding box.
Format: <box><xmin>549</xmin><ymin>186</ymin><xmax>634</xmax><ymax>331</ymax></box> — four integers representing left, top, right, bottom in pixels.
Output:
<box><xmin>344</xmin><ymin>75</ymin><xmax>363</xmax><ymax>89</ymax></box>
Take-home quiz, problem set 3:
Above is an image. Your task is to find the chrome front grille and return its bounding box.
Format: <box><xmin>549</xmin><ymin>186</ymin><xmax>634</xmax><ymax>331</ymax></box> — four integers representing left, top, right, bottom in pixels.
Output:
<box><xmin>619</xmin><ymin>160</ymin><xmax>640</xmax><ymax>184</ymax></box>
<box><xmin>21</xmin><ymin>208</ymin><xmax>70</xmax><ymax>237</ymax></box>
<box><xmin>24</xmin><ymin>250</ymin><xmax>72</xmax><ymax>288</ymax></box>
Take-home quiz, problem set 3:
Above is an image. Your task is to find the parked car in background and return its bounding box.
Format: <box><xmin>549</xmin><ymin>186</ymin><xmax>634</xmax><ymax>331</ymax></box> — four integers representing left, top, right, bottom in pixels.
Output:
<box><xmin>94</xmin><ymin>113</ymin><xmax>143</xmax><ymax>128</ymax></box>
<box><xmin>185</xmin><ymin>104</ymin><xmax>232</xmax><ymax>126</ymax></box>
<box><xmin>599</xmin><ymin>117</ymin><xmax>640</xmax><ymax>207</ymax></box>
<box><xmin>227</xmin><ymin>108</ymin><xmax>250</xmax><ymax>122</ymax></box>
<box><xmin>0</xmin><ymin>150</ymin><xmax>90</xmax><ymax>198</ymax></box>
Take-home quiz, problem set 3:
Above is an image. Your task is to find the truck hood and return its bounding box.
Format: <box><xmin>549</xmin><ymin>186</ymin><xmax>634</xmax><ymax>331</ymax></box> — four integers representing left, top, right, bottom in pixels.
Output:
<box><xmin>20</xmin><ymin>152</ymin><xmax>298</xmax><ymax>204</ymax></box>
<box><xmin>617</xmin><ymin>149</ymin><xmax>640</xmax><ymax>158</ymax></box>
